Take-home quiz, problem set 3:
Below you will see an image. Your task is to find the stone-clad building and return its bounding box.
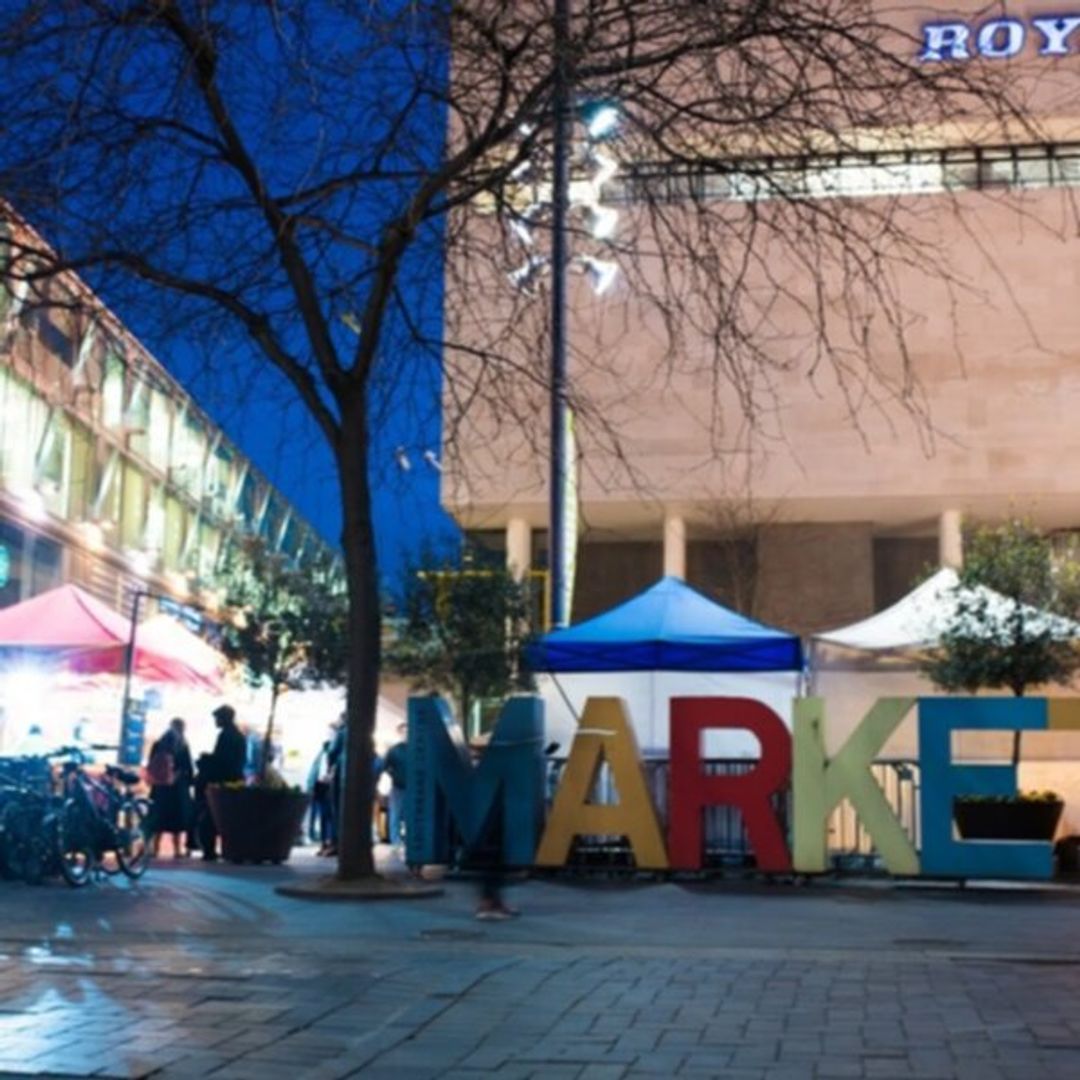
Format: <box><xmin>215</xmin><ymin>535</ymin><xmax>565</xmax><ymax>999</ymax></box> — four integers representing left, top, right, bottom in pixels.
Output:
<box><xmin>441</xmin><ymin>2</ymin><xmax>1080</xmax><ymax>632</ymax></box>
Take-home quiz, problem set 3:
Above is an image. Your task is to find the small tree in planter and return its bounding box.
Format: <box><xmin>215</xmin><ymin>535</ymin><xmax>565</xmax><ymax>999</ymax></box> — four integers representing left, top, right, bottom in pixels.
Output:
<box><xmin>385</xmin><ymin>546</ymin><xmax>536</xmax><ymax>738</ymax></box>
<box><xmin>921</xmin><ymin>520</ymin><xmax>1080</xmax><ymax>839</ymax></box>
<box><xmin>211</xmin><ymin>538</ymin><xmax>347</xmax><ymax>862</ymax></box>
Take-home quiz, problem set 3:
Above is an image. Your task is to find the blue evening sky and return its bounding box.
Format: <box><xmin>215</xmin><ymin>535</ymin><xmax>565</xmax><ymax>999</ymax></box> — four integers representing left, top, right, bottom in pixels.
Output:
<box><xmin>156</xmin><ymin>332</ymin><xmax>461</xmax><ymax>596</ymax></box>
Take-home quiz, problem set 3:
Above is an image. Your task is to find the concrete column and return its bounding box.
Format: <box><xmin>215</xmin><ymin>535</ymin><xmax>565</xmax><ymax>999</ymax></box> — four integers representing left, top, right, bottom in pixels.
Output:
<box><xmin>939</xmin><ymin>509</ymin><xmax>963</xmax><ymax>568</ymax></box>
<box><xmin>506</xmin><ymin>517</ymin><xmax>532</xmax><ymax>580</ymax></box>
<box><xmin>663</xmin><ymin>513</ymin><xmax>686</xmax><ymax>579</ymax></box>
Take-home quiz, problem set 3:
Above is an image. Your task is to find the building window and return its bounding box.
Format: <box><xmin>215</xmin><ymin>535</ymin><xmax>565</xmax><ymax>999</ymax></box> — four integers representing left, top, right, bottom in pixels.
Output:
<box><xmin>21</xmin><ymin>305</ymin><xmax>75</xmax><ymax>367</ymax></box>
<box><xmin>171</xmin><ymin>413</ymin><xmax>207</xmax><ymax>497</ymax></box>
<box><xmin>146</xmin><ymin>388</ymin><xmax>172</xmax><ymax>472</ymax></box>
<box><xmin>35</xmin><ymin>411</ymin><xmax>69</xmax><ymax>518</ymax></box>
<box><xmin>29</xmin><ymin>533</ymin><xmax>61</xmax><ymax>595</ymax></box>
<box><xmin>0</xmin><ymin>518</ymin><xmax>25</xmax><ymax>608</ymax></box>
<box><xmin>612</xmin><ymin>141</ymin><xmax>1080</xmax><ymax>207</ymax></box>
<box><xmin>102</xmin><ymin>352</ymin><xmax>126</xmax><ymax>430</ymax></box>
<box><xmin>0</xmin><ymin>368</ymin><xmax>48</xmax><ymax>492</ymax></box>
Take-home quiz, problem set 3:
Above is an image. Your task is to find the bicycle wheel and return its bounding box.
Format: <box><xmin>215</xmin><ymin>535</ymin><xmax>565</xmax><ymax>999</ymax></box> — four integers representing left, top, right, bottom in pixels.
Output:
<box><xmin>116</xmin><ymin>799</ymin><xmax>151</xmax><ymax>879</ymax></box>
<box><xmin>56</xmin><ymin>799</ymin><xmax>94</xmax><ymax>888</ymax></box>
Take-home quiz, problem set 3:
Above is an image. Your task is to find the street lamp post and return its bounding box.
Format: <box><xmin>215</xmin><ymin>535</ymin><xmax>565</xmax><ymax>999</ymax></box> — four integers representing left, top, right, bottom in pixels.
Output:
<box><xmin>118</xmin><ymin>588</ymin><xmax>207</xmax><ymax>765</ymax></box>
<box><xmin>118</xmin><ymin>588</ymin><xmax>152</xmax><ymax>765</ymax></box>
<box><xmin>550</xmin><ymin>0</ymin><xmax>571</xmax><ymax>629</ymax></box>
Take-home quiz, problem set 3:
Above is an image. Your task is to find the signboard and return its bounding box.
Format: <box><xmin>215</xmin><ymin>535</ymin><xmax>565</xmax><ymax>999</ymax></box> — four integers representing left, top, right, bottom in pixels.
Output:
<box><xmin>920</xmin><ymin>16</ymin><xmax>1080</xmax><ymax>61</ymax></box>
<box><xmin>407</xmin><ymin>693</ymin><xmax>1080</xmax><ymax>881</ymax></box>
<box><xmin>119</xmin><ymin>699</ymin><xmax>147</xmax><ymax>767</ymax></box>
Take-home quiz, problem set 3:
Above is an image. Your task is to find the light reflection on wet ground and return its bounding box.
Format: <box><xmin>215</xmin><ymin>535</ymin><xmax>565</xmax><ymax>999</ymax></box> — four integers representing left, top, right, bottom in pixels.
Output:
<box><xmin>0</xmin><ymin>852</ymin><xmax>1079</xmax><ymax>1077</ymax></box>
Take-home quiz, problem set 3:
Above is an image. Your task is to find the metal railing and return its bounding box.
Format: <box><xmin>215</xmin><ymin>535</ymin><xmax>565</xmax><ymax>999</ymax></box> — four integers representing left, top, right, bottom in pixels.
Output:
<box><xmin>548</xmin><ymin>757</ymin><xmax>920</xmax><ymax>873</ymax></box>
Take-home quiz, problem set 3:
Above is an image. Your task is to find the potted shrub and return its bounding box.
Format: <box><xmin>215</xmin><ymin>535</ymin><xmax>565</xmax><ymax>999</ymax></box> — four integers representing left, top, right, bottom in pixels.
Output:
<box><xmin>207</xmin><ymin>779</ymin><xmax>310</xmax><ymax>864</ymax></box>
<box><xmin>211</xmin><ymin>538</ymin><xmax>346</xmax><ymax>864</ymax></box>
<box><xmin>954</xmin><ymin>790</ymin><xmax>1065</xmax><ymax>842</ymax></box>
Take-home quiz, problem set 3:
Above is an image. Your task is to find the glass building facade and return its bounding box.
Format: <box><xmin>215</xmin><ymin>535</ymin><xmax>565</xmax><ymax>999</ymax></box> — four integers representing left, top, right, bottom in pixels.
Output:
<box><xmin>0</xmin><ymin>220</ymin><xmax>335</xmax><ymax>620</ymax></box>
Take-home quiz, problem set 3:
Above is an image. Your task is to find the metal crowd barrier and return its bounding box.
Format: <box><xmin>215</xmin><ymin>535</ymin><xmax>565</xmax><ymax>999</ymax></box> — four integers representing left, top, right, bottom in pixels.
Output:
<box><xmin>547</xmin><ymin>757</ymin><xmax>921</xmax><ymax>873</ymax></box>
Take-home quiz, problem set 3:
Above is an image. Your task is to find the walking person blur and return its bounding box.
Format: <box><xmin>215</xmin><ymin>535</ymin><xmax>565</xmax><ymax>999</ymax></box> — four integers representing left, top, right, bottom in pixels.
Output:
<box><xmin>147</xmin><ymin>718</ymin><xmax>194</xmax><ymax>858</ymax></box>
<box><xmin>466</xmin><ymin>733</ymin><xmax>519</xmax><ymax>920</ymax></box>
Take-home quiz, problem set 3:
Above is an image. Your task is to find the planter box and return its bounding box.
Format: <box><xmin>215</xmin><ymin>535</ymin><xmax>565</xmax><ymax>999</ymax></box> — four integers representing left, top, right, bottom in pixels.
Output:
<box><xmin>954</xmin><ymin>799</ymin><xmax>1064</xmax><ymax>841</ymax></box>
<box><xmin>207</xmin><ymin>786</ymin><xmax>309</xmax><ymax>864</ymax></box>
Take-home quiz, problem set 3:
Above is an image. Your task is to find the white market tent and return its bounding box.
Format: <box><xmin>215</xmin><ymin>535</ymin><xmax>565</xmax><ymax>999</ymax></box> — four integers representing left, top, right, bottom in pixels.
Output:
<box><xmin>811</xmin><ymin>567</ymin><xmax>1080</xmax><ymax>764</ymax></box>
<box><xmin>815</xmin><ymin>567</ymin><xmax>1078</xmax><ymax>654</ymax></box>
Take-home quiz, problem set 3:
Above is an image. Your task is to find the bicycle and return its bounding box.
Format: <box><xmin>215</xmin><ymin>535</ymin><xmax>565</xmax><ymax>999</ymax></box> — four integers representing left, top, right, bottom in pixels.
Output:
<box><xmin>54</xmin><ymin>751</ymin><xmax>150</xmax><ymax>887</ymax></box>
<box><xmin>0</xmin><ymin>756</ymin><xmax>60</xmax><ymax>885</ymax></box>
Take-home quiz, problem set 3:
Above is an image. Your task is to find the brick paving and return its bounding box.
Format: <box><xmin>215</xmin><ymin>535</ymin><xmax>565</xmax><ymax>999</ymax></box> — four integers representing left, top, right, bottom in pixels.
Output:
<box><xmin>0</xmin><ymin>856</ymin><xmax>1078</xmax><ymax>1078</ymax></box>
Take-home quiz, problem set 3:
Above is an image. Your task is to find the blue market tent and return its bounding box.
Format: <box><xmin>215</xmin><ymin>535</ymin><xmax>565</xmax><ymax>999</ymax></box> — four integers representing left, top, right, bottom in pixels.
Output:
<box><xmin>528</xmin><ymin>576</ymin><xmax>803</xmax><ymax>674</ymax></box>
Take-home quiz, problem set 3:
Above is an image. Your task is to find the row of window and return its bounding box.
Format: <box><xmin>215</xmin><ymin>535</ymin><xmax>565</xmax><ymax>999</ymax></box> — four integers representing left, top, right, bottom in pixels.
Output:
<box><xmin>0</xmin><ymin>363</ymin><xmax>310</xmax><ymax>581</ymax></box>
<box><xmin>0</xmin><ymin>282</ymin><xmax>264</xmax><ymax>519</ymax></box>
<box><xmin>610</xmin><ymin>142</ymin><xmax>1080</xmax><ymax>205</ymax></box>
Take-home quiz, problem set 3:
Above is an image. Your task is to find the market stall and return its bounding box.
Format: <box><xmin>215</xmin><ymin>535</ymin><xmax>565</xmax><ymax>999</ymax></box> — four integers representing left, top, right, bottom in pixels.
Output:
<box><xmin>528</xmin><ymin>575</ymin><xmax>804</xmax><ymax>757</ymax></box>
<box><xmin>0</xmin><ymin>585</ymin><xmax>223</xmax><ymax>754</ymax></box>
<box><xmin>812</xmin><ymin>567</ymin><xmax>1080</xmax><ymax>833</ymax></box>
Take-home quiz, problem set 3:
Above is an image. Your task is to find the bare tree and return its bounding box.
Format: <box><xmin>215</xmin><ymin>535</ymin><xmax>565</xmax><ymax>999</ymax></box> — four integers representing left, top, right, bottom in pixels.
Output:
<box><xmin>0</xmin><ymin>1</ymin><xmax>1027</xmax><ymax>879</ymax></box>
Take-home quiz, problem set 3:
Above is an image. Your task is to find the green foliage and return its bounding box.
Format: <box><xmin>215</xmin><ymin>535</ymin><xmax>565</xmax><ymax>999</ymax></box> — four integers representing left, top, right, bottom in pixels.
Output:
<box><xmin>384</xmin><ymin>546</ymin><xmax>536</xmax><ymax>728</ymax></box>
<box><xmin>921</xmin><ymin>520</ymin><xmax>1080</xmax><ymax>700</ymax></box>
<box><xmin>955</xmin><ymin>790</ymin><xmax>1061</xmax><ymax>805</ymax></box>
<box><xmin>218</xmin><ymin>537</ymin><xmax>348</xmax><ymax>699</ymax></box>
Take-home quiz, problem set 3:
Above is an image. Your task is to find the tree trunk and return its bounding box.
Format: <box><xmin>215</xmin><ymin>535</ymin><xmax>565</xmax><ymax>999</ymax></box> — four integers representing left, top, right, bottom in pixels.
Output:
<box><xmin>336</xmin><ymin>391</ymin><xmax>380</xmax><ymax>880</ymax></box>
<box><xmin>1011</xmin><ymin>687</ymin><xmax>1023</xmax><ymax>769</ymax></box>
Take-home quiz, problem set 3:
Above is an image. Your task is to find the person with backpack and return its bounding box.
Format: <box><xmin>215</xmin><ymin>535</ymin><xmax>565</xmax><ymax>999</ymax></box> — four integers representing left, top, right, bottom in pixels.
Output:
<box><xmin>147</xmin><ymin>717</ymin><xmax>193</xmax><ymax>858</ymax></box>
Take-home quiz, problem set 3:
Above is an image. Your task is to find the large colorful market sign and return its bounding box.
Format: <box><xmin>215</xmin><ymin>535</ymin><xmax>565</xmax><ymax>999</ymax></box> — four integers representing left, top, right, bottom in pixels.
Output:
<box><xmin>405</xmin><ymin>695</ymin><xmax>1080</xmax><ymax>881</ymax></box>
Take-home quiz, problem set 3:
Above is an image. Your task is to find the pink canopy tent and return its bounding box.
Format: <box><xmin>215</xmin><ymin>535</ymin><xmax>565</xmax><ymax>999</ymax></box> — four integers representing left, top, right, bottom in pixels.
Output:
<box><xmin>0</xmin><ymin>584</ymin><xmax>220</xmax><ymax>690</ymax></box>
<box><xmin>137</xmin><ymin>613</ymin><xmax>226</xmax><ymax>691</ymax></box>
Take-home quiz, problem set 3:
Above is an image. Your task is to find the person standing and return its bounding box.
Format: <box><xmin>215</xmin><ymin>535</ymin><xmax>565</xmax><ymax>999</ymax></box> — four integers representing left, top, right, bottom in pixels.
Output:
<box><xmin>322</xmin><ymin>716</ymin><xmax>346</xmax><ymax>857</ymax></box>
<box><xmin>383</xmin><ymin>722</ymin><xmax>408</xmax><ymax>850</ymax></box>
<box><xmin>197</xmin><ymin>704</ymin><xmax>246</xmax><ymax>862</ymax></box>
<box><xmin>147</xmin><ymin>718</ymin><xmax>194</xmax><ymax>858</ymax></box>
<box><xmin>307</xmin><ymin>726</ymin><xmax>335</xmax><ymax>854</ymax></box>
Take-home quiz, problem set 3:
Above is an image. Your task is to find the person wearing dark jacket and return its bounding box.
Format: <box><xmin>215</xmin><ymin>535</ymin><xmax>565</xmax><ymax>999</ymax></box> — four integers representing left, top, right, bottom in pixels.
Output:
<box><xmin>196</xmin><ymin>704</ymin><xmax>247</xmax><ymax>861</ymax></box>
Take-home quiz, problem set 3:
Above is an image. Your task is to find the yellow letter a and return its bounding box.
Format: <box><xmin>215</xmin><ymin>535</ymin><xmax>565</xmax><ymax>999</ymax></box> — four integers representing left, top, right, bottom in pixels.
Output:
<box><xmin>536</xmin><ymin>697</ymin><xmax>669</xmax><ymax>869</ymax></box>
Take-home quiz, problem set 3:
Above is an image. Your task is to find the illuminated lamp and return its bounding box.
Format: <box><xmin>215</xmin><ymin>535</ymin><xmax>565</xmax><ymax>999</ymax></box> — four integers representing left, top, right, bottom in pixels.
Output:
<box><xmin>585</xmin><ymin>104</ymin><xmax>619</xmax><ymax>140</ymax></box>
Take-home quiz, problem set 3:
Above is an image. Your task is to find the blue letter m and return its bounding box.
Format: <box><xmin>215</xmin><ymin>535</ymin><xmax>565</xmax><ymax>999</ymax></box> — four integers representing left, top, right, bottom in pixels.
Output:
<box><xmin>405</xmin><ymin>696</ymin><xmax>545</xmax><ymax>867</ymax></box>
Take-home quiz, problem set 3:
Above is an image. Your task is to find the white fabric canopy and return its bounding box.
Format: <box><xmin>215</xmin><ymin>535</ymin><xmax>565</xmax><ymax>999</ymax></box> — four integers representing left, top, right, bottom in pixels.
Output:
<box><xmin>811</xmin><ymin>567</ymin><xmax>1080</xmax><ymax>768</ymax></box>
<box><xmin>815</xmin><ymin>567</ymin><xmax>1080</xmax><ymax>653</ymax></box>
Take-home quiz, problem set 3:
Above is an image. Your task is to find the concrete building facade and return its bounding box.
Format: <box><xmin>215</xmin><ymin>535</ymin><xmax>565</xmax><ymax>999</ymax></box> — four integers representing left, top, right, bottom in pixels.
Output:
<box><xmin>442</xmin><ymin>2</ymin><xmax>1080</xmax><ymax>632</ymax></box>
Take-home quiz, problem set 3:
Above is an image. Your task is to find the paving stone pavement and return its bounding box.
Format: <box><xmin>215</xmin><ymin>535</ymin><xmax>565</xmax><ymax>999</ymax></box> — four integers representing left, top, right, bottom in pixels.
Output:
<box><xmin>0</xmin><ymin>853</ymin><xmax>1078</xmax><ymax>1078</ymax></box>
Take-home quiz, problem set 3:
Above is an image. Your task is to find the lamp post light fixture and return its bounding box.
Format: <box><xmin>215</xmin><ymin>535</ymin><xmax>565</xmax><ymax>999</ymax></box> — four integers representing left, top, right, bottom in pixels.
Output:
<box><xmin>505</xmin><ymin>4</ymin><xmax>620</xmax><ymax>627</ymax></box>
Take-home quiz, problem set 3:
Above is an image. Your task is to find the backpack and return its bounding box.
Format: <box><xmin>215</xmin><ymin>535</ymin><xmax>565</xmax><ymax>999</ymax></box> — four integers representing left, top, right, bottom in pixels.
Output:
<box><xmin>146</xmin><ymin>743</ymin><xmax>177</xmax><ymax>787</ymax></box>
